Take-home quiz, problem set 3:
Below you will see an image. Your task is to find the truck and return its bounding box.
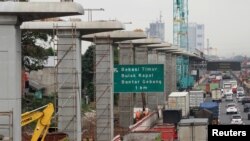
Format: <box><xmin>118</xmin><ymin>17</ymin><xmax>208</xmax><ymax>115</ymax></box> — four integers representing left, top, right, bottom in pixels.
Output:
<box><xmin>223</xmin><ymin>81</ymin><xmax>233</xmax><ymax>94</ymax></box>
<box><xmin>178</xmin><ymin>118</ymin><xmax>208</xmax><ymax>141</ymax></box>
<box><xmin>189</xmin><ymin>91</ymin><xmax>204</xmax><ymax>108</ymax></box>
<box><xmin>200</xmin><ymin>102</ymin><xmax>219</xmax><ymax>124</ymax></box>
<box><xmin>211</xmin><ymin>88</ymin><xmax>222</xmax><ymax>102</ymax></box>
<box><xmin>189</xmin><ymin>91</ymin><xmax>204</xmax><ymax>116</ymax></box>
<box><xmin>168</xmin><ymin>92</ymin><xmax>189</xmax><ymax>118</ymax></box>
<box><xmin>229</xmin><ymin>80</ymin><xmax>238</xmax><ymax>94</ymax></box>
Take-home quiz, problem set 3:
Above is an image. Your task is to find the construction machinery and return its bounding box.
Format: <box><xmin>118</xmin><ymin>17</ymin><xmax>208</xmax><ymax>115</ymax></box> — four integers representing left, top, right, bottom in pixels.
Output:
<box><xmin>173</xmin><ymin>0</ymin><xmax>195</xmax><ymax>90</ymax></box>
<box><xmin>21</xmin><ymin>103</ymin><xmax>54</xmax><ymax>141</ymax></box>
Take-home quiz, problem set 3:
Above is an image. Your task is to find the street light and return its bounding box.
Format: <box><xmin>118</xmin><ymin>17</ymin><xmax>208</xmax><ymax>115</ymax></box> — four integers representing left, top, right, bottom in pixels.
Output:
<box><xmin>84</xmin><ymin>8</ymin><xmax>105</xmax><ymax>21</ymax></box>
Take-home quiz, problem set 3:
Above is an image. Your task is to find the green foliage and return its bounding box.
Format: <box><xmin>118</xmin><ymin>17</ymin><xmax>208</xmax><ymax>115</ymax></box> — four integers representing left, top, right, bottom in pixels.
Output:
<box><xmin>22</xmin><ymin>95</ymin><xmax>55</xmax><ymax>113</ymax></box>
<box><xmin>21</xmin><ymin>31</ymin><xmax>54</xmax><ymax>71</ymax></box>
<box><xmin>87</xmin><ymin>83</ymin><xmax>94</xmax><ymax>102</ymax></box>
<box><xmin>46</xmin><ymin>47</ymin><xmax>56</xmax><ymax>56</ymax></box>
<box><xmin>81</xmin><ymin>45</ymin><xmax>119</xmax><ymax>105</ymax></box>
<box><xmin>82</xmin><ymin>45</ymin><xmax>95</xmax><ymax>101</ymax></box>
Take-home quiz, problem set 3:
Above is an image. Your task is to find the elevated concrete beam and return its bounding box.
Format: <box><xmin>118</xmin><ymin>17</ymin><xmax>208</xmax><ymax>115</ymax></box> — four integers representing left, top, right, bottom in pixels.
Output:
<box><xmin>118</xmin><ymin>37</ymin><xmax>162</xmax><ymax>45</ymax></box>
<box><xmin>0</xmin><ymin>2</ymin><xmax>84</xmax><ymax>22</ymax></box>
<box><xmin>21</xmin><ymin>20</ymin><xmax>124</xmax><ymax>34</ymax></box>
<box><xmin>82</xmin><ymin>31</ymin><xmax>147</xmax><ymax>42</ymax></box>
<box><xmin>147</xmin><ymin>42</ymin><xmax>172</xmax><ymax>48</ymax></box>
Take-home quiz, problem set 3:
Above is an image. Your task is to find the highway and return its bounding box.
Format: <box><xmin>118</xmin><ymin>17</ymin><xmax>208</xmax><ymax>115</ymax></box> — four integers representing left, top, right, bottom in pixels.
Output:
<box><xmin>218</xmin><ymin>95</ymin><xmax>250</xmax><ymax>125</ymax></box>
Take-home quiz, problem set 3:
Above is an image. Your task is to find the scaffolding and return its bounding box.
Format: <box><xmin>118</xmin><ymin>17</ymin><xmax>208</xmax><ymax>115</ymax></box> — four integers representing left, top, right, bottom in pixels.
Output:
<box><xmin>0</xmin><ymin>111</ymin><xmax>13</xmax><ymax>141</ymax></box>
<box><xmin>173</xmin><ymin>0</ymin><xmax>189</xmax><ymax>50</ymax></box>
<box><xmin>53</xmin><ymin>23</ymin><xmax>79</xmax><ymax>141</ymax></box>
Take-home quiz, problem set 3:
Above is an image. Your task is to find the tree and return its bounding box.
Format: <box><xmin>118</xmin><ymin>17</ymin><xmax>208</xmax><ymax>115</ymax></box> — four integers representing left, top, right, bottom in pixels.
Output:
<box><xmin>21</xmin><ymin>31</ymin><xmax>54</xmax><ymax>71</ymax></box>
<box><xmin>81</xmin><ymin>45</ymin><xmax>119</xmax><ymax>103</ymax></box>
<box><xmin>82</xmin><ymin>45</ymin><xmax>95</xmax><ymax>101</ymax></box>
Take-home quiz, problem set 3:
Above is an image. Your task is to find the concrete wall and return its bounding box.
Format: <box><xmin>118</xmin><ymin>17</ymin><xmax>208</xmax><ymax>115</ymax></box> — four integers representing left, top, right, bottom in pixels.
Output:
<box><xmin>29</xmin><ymin>68</ymin><xmax>55</xmax><ymax>96</ymax></box>
<box><xmin>123</xmin><ymin>132</ymin><xmax>161</xmax><ymax>141</ymax></box>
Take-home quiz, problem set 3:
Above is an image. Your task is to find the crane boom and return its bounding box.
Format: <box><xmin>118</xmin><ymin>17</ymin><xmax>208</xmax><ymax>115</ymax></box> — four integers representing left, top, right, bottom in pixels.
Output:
<box><xmin>21</xmin><ymin>103</ymin><xmax>54</xmax><ymax>141</ymax></box>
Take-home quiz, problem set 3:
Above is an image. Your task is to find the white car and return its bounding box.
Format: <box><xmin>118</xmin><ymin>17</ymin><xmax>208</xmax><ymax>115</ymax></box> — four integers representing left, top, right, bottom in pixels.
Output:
<box><xmin>231</xmin><ymin>114</ymin><xmax>243</xmax><ymax>125</ymax></box>
<box><xmin>226</xmin><ymin>103</ymin><xmax>238</xmax><ymax>114</ymax></box>
<box><xmin>237</xmin><ymin>87</ymin><xmax>245</xmax><ymax>95</ymax></box>
<box><xmin>237</xmin><ymin>92</ymin><xmax>245</xmax><ymax>102</ymax></box>
<box><xmin>225</xmin><ymin>92</ymin><xmax>233</xmax><ymax>101</ymax></box>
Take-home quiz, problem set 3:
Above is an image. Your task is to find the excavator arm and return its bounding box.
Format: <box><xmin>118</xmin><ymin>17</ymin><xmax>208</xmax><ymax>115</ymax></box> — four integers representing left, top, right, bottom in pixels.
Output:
<box><xmin>21</xmin><ymin>103</ymin><xmax>54</xmax><ymax>141</ymax></box>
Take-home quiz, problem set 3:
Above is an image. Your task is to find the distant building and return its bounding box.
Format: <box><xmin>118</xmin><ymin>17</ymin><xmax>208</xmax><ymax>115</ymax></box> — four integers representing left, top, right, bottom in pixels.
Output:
<box><xmin>188</xmin><ymin>23</ymin><xmax>204</xmax><ymax>52</ymax></box>
<box><xmin>29</xmin><ymin>56</ymin><xmax>57</xmax><ymax>96</ymax></box>
<box><xmin>146</xmin><ymin>21</ymin><xmax>165</xmax><ymax>42</ymax></box>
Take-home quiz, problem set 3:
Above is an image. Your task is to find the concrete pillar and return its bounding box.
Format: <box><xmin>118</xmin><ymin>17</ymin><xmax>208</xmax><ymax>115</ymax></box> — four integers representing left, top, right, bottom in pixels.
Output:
<box><xmin>57</xmin><ymin>30</ymin><xmax>81</xmax><ymax>141</ymax></box>
<box><xmin>157</xmin><ymin>52</ymin><xmax>167</xmax><ymax>103</ymax></box>
<box><xmin>172</xmin><ymin>55</ymin><xmax>177</xmax><ymax>91</ymax></box>
<box><xmin>118</xmin><ymin>43</ymin><xmax>134</xmax><ymax>128</ymax></box>
<box><xmin>94</xmin><ymin>38</ymin><xmax>114</xmax><ymax>141</ymax></box>
<box><xmin>147</xmin><ymin>50</ymin><xmax>160</xmax><ymax>110</ymax></box>
<box><xmin>0</xmin><ymin>15</ymin><xmax>21</xmax><ymax>140</ymax></box>
<box><xmin>134</xmin><ymin>47</ymin><xmax>148</xmax><ymax>108</ymax></box>
<box><xmin>165</xmin><ymin>53</ymin><xmax>172</xmax><ymax>98</ymax></box>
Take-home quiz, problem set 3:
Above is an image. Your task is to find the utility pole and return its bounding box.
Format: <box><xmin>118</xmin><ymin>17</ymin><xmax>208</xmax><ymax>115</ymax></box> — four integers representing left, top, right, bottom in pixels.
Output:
<box><xmin>84</xmin><ymin>8</ymin><xmax>104</xmax><ymax>21</ymax></box>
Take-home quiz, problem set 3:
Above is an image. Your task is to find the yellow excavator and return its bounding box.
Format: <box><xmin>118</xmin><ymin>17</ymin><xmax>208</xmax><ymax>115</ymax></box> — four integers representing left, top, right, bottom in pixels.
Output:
<box><xmin>21</xmin><ymin>103</ymin><xmax>54</xmax><ymax>141</ymax></box>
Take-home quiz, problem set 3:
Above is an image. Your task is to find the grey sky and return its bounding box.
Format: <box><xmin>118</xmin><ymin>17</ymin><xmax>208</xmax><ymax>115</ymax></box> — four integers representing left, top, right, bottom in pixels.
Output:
<box><xmin>30</xmin><ymin>0</ymin><xmax>250</xmax><ymax>57</ymax></box>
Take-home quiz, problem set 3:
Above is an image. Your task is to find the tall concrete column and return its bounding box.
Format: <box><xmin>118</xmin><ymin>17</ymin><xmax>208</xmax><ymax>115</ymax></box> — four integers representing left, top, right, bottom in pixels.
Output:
<box><xmin>118</xmin><ymin>42</ymin><xmax>134</xmax><ymax>128</ymax></box>
<box><xmin>172</xmin><ymin>55</ymin><xmax>177</xmax><ymax>91</ymax></box>
<box><xmin>0</xmin><ymin>2</ymin><xmax>84</xmax><ymax>140</ymax></box>
<box><xmin>57</xmin><ymin>30</ymin><xmax>82</xmax><ymax>141</ymax></box>
<box><xmin>165</xmin><ymin>53</ymin><xmax>172</xmax><ymax>98</ymax></box>
<box><xmin>157</xmin><ymin>51</ymin><xmax>167</xmax><ymax>103</ymax></box>
<box><xmin>134</xmin><ymin>46</ymin><xmax>148</xmax><ymax>108</ymax></box>
<box><xmin>147</xmin><ymin>50</ymin><xmax>160</xmax><ymax>110</ymax></box>
<box><xmin>0</xmin><ymin>15</ymin><xmax>21</xmax><ymax>140</ymax></box>
<box><xmin>94</xmin><ymin>37</ymin><xmax>114</xmax><ymax>141</ymax></box>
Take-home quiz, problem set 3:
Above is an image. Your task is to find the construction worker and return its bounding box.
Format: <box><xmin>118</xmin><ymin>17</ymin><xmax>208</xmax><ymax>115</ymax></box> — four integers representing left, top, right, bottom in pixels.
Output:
<box><xmin>135</xmin><ymin>110</ymin><xmax>142</xmax><ymax>122</ymax></box>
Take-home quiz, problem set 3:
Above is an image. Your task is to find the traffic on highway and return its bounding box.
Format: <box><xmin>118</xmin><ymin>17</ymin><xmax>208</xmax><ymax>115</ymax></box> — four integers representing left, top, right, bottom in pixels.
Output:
<box><xmin>204</xmin><ymin>71</ymin><xmax>250</xmax><ymax>125</ymax></box>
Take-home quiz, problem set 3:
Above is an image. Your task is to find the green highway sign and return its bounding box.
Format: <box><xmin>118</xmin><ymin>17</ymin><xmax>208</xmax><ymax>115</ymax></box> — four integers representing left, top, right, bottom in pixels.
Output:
<box><xmin>114</xmin><ymin>64</ymin><xmax>164</xmax><ymax>93</ymax></box>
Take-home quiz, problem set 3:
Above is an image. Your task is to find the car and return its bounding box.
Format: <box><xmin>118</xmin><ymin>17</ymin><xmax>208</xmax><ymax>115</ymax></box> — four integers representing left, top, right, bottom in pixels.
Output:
<box><xmin>237</xmin><ymin>92</ymin><xmax>245</xmax><ymax>102</ymax></box>
<box><xmin>225</xmin><ymin>92</ymin><xmax>233</xmax><ymax>101</ymax></box>
<box><xmin>231</xmin><ymin>114</ymin><xmax>243</xmax><ymax>125</ymax></box>
<box><xmin>243</xmin><ymin>103</ymin><xmax>250</xmax><ymax>112</ymax></box>
<box><xmin>242</xmin><ymin>96</ymin><xmax>250</xmax><ymax>105</ymax></box>
<box><xmin>237</xmin><ymin>87</ymin><xmax>244</xmax><ymax>94</ymax></box>
<box><xmin>226</xmin><ymin>103</ymin><xmax>238</xmax><ymax>114</ymax></box>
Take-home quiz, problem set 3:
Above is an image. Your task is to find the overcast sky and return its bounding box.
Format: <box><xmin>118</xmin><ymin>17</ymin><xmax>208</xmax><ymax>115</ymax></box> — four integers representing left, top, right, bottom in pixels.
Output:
<box><xmin>30</xmin><ymin>0</ymin><xmax>250</xmax><ymax>57</ymax></box>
